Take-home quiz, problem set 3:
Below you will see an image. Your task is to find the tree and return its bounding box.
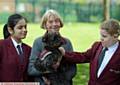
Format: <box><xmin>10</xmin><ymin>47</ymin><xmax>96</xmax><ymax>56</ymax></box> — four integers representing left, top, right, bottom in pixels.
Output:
<box><xmin>103</xmin><ymin>0</ymin><xmax>110</xmax><ymax>20</ymax></box>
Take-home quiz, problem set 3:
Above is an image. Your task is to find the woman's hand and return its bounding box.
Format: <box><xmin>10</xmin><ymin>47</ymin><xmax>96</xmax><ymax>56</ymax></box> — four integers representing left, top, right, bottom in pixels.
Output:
<box><xmin>52</xmin><ymin>61</ymin><xmax>60</xmax><ymax>71</ymax></box>
<box><xmin>42</xmin><ymin>77</ymin><xmax>51</xmax><ymax>85</ymax></box>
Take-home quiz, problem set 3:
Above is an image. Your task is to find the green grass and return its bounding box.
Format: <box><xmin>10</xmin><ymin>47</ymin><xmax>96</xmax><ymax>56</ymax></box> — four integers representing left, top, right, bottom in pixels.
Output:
<box><xmin>0</xmin><ymin>23</ymin><xmax>100</xmax><ymax>85</ymax></box>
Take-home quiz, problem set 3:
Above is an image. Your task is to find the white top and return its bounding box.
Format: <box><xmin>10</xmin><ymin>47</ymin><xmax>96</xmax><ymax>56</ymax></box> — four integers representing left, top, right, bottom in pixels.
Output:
<box><xmin>11</xmin><ymin>37</ymin><xmax>22</xmax><ymax>55</ymax></box>
<box><xmin>97</xmin><ymin>42</ymin><xmax>119</xmax><ymax>77</ymax></box>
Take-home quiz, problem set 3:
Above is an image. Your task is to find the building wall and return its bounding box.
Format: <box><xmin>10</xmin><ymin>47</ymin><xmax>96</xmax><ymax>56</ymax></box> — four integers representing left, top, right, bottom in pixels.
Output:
<box><xmin>0</xmin><ymin>0</ymin><xmax>15</xmax><ymax>13</ymax></box>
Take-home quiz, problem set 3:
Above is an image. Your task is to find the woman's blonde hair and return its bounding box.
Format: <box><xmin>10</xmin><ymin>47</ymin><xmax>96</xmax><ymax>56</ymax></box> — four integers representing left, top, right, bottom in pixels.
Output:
<box><xmin>100</xmin><ymin>19</ymin><xmax>120</xmax><ymax>36</ymax></box>
<box><xmin>41</xmin><ymin>9</ymin><xmax>63</xmax><ymax>29</ymax></box>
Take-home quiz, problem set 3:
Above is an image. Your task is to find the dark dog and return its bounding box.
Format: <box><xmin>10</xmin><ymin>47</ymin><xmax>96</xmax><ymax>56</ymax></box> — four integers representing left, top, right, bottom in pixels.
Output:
<box><xmin>34</xmin><ymin>32</ymin><xmax>74</xmax><ymax>85</ymax></box>
<box><xmin>34</xmin><ymin>32</ymin><xmax>64</xmax><ymax>73</ymax></box>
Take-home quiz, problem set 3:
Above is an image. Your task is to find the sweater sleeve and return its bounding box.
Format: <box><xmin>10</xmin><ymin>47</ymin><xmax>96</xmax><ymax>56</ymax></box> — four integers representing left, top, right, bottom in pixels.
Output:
<box><xmin>61</xmin><ymin>38</ymin><xmax>77</xmax><ymax>80</ymax></box>
<box><xmin>28</xmin><ymin>37</ymin><xmax>43</xmax><ymax>76</ymax></box>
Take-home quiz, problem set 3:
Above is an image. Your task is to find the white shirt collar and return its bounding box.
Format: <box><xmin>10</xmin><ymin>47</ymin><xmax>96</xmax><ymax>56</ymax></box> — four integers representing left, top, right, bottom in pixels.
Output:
<box><xmin>107</xmin><ymin>41</ymin><xmax>119</xmax><ymax>51</ymax></box>
<box><xmin>11</xmin><ymin>37</ymin><xmax>22</xmax><ymax>48</ymax></box>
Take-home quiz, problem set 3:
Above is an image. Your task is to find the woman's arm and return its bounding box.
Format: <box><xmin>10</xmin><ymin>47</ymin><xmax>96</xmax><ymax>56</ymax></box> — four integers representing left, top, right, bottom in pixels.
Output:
<box><xmin>28</xmin><ymin>37</ymin><xmax>43</xmax><ymax>76</ymax></box>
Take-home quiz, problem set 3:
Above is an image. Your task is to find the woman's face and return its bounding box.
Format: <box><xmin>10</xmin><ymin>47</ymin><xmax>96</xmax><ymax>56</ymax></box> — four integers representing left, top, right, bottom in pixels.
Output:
<box><xmin>10</xmin><ymin>18</ymin><xmax>27</xmax><ymax>42</ymax></box>
<box><xmin>45</xmin><ymin>15</ymin><xmax>61</xmax><ymax>33</ymax></box>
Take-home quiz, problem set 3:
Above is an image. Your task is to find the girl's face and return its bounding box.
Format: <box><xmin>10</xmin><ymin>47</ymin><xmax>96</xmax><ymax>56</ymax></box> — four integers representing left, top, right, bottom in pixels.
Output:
<box><xmin>9</xmin><ymin>19</ymin><xmax>27</xmax><ymax>42</ymax></box>
<box><xmin>45</xmin><ymin>15</ymin><xmax>61</xmax><ymax>33</ymax></box>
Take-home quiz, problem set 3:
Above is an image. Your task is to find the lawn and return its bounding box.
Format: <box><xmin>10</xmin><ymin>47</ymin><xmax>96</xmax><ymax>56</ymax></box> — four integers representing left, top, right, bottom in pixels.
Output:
<box><xmin>0</xmin><ymin>23</ymin><xmax>100</xmax><ymax>85</ymax></box>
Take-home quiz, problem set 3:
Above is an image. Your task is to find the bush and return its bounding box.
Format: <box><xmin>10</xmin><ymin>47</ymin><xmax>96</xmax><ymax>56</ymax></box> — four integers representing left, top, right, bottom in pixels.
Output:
<box><xmin>111</xmin><ymin>4</ymin><xmax>120</xmax><ymax>21</ymax></box>
<box><xmin>0</xmin><ymin>12</ymin><xmax>11</xmax><ymax>23</ymax></box>
<box><xmin>20</xmin><ymin>12</ymin><xmax>34</xmax><ymax>23</ymax></box>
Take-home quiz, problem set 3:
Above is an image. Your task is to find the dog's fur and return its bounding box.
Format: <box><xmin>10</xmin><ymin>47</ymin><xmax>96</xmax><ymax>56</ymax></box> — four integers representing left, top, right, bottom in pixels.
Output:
<box><xmin>34</xmin><ymin>32</ymin><xmax>64</xmax><ymax>72</ymax></box>
<box><xmin>34</xmin><ymin>32</ymin><xmax>67</xmax><ymax>85</ymax></box>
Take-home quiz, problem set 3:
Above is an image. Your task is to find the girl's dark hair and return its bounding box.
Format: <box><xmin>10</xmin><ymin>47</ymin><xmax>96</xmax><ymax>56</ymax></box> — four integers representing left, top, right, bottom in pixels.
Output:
<box><xmin>3</xmin><ymin>24</ymin><xmax>10</xmax><ymax>39</ymax></box>
<box><xmin>3</xmin><ymin>14</ymin><xmax>27</xmax><ymax>39</ymax></box>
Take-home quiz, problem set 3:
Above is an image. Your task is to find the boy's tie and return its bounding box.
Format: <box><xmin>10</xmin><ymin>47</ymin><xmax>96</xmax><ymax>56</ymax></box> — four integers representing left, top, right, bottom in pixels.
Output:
<box><xmin>98</xmin><ymin>47</ymin><xmax>108</xmax><ymax>71</ymax></box>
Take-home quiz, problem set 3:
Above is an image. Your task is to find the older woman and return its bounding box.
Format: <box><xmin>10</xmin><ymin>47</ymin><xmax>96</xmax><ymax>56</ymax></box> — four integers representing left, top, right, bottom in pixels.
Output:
<box><xmin>28</xmin><ymin>9</ymin><xmax>76</xmax><ymax>85</ymax></box>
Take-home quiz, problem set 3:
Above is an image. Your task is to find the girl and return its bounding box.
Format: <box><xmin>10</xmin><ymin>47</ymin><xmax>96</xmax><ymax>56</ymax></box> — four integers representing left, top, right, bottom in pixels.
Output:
<box><xmin>0</xmin><ymin>14</ymin><xmax>32</xmax><ymax>81</ymax></box>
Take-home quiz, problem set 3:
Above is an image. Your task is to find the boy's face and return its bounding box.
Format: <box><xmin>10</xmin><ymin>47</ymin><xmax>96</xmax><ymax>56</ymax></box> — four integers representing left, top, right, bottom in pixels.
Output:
<box><xmin>100</xmin><ymin>29</ymin><xmax>117</xmax><ymax>47</ymax></box>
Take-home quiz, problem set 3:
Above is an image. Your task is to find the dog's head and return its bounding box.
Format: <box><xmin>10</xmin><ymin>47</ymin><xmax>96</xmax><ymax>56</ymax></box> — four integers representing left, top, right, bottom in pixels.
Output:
<box><xmin>42</xmin><ymin>32</ymin><xmax>65</xmax><ymax>50</ymax></box>
<box><xmin>34</xmin><ymin>32</ymin><xmax>65</xmax><ymax>73</ymax></box>
<box><xmin>34</xmin><ymin>50</ymin><xmax>62</xmax><ymax>73</ymax></box>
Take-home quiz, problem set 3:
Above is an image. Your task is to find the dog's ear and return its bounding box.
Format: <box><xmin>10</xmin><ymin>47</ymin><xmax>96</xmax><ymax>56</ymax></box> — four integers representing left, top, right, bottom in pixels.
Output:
<box><xmin>42</xmin><ymin>36</ymin><xmax>46</xmax><ymax>42</ymax></box>
<box><xmin>42</xmin><ymin>33</ymin><xmax>49</xmax><ymax>43</ymax></box>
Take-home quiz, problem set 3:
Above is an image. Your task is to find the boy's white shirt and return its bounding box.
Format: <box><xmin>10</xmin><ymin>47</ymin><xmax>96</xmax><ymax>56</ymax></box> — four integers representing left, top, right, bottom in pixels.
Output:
<box><xmin>97</xmin><ymin>42</ymin><xmax>119</xmax><ymax>77</ymax></box>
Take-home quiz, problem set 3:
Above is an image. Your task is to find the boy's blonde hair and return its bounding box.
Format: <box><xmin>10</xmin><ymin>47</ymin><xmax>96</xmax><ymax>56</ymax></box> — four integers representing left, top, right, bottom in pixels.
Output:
<box><xmin>101</xmin><ymin>19</ymin><xmax>120</xmax><ymax>36</ymax></box>
<box><xmin>41</xmin><ymin>9</ymin><xmax>63</xmax><ymax>29</ymax></box>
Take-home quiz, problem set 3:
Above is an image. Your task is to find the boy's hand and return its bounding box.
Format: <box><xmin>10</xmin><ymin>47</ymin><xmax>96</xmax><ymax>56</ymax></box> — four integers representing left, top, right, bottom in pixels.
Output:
<box><xmin>58</xmin><ymin>47</ymin><xmax>65</xmax><ymax>56</ymax></box>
